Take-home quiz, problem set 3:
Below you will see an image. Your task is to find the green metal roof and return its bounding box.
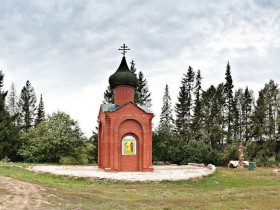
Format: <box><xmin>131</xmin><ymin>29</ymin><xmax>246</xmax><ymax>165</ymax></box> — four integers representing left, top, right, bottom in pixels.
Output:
<box><xmin>137</xmin><ymin>104</ymin><xmax>152</xmax><ymax>113</ymax></box>
<box><xmin>101</xmin><ymin>102</ymin><xmax>152</xmax><ymax>114</ymax></box>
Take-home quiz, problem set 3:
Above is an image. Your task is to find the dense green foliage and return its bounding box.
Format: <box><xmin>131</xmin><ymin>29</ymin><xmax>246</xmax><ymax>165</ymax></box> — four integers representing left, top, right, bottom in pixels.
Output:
<box><xmin>0</xmin><ymin>72</ymin><xmax>21</xmax><ymax>161</ymax></box>
<box><xmin>19</xmin><ymin>111</ymin><xmax>86</xmax><ymax>163</ymax></box>
<box><xmin>0</xmin><ymin>75</ymin><xmax>94</xmax><ymax>163</ymax></box>
<box><xmin>154</xmin><ymin>62</ymin><xmax>280</xmax><ymax>166</ymax></box>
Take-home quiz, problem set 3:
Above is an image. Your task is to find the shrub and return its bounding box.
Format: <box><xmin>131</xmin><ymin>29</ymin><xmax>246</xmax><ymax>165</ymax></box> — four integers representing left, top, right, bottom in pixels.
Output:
<box><xmin>59</xmin><ymin>154</ymin><xmax>88</xmax><ymax>165</ymax></box>
<box><xmin>181</xmin><ymin>140</ymin><xmax>210</xmax><ymax>165</ymax></box>
<box><xmin>0</xmin><ymin>156</ymin><xmax>11</xmax><ymax>163</ymax></box>
<box><xmin>207</xmin><ymin>149</ymin><xmax>224</xmax><ymax>166</ymax></box>
<box><xmin>18</xmin><ymin>111</ymin><xmax>86</xmax><ymax>163</ymax></box>
<box><xmin>223</xmin><ymin>143</ymin><xmax>239</xmax><ymax>164</ymax></box>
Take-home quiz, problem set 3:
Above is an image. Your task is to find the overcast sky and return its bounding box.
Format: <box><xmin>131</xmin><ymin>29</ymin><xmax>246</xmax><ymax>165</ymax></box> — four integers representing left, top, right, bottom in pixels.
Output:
<box><xmin>1</xmin><ymin>0</ymin><xmax>280</xmax><ymax>137</ymax></box>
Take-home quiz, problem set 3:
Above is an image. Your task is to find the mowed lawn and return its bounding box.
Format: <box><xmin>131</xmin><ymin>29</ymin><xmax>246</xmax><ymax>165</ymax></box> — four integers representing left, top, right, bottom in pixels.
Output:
<box><xmin>0</xmin><ymin>163</ymin><xmax>279</xmax><ymax>210</ymax></box>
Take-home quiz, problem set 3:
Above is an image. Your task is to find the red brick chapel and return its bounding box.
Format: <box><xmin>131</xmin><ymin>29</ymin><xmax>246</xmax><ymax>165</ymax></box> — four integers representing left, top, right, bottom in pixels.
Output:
<box><xmin>97</xmin><ymin>45</ymin><xmax>154</xmax><ymax>172</ymax></box>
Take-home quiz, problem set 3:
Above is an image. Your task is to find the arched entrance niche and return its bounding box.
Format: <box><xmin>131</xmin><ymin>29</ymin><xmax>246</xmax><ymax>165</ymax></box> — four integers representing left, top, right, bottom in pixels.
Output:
<box><xmin>120</xmin><ymin>134</ymin><xmax>139</xmax><ymax>171</ymax></box>
<box><xmin>118</xmin><ymin>119</ymin><xmax>143</xmax><ymax>171</ymax></box>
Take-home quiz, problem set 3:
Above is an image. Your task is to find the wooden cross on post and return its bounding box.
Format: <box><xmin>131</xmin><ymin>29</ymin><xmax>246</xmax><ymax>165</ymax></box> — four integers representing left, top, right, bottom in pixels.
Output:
<box><xmin>118</xmin><ymin>44</ymin><xmax>130</xmax><ymax>57</ymax></box>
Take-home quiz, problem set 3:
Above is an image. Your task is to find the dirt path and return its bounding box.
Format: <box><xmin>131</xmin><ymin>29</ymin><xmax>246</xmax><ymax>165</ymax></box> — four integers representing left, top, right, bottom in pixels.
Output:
<box><xmin>0</xmin><ymin>176</ymin><xmax>48</xmax><ymax>210</ymax></box>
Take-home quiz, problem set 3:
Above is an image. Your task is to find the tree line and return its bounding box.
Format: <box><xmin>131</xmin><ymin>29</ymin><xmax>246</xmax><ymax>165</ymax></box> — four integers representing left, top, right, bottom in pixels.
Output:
<box><xmin>0</xmin><ymin>72</ymin><xmax>90</xmax><ymax>163</ymax></box>
<box><xmin>0</xmin><ymin>77</ymin><xmax>45</xmax><ymax>161</ymax></box>
<box><xmin>153</xmin><ymin>63</ymin><xmax>280</xmax><ymax>166</ymax></box>
<box><xmin>1</xmin><ymin>59</ymin><xmax>279</xmax><ymax>166</ymax></box>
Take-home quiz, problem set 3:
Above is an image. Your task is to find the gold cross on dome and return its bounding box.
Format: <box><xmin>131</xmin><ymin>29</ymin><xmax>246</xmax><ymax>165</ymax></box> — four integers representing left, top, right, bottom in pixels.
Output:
<box><xmin>118</xmin><ymin>44</ymin><xmax>130</xmax><ymax>56</ymax></box>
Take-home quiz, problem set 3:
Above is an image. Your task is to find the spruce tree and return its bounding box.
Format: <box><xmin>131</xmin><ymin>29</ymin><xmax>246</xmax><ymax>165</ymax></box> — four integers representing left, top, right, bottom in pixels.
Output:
<box><xmin>250</xmin><ymin>80</ymin><xmax>280</xmax><ymax>162</ymax></box>
<box><xmin>6</xmin><ymin>83</ymin><xmax>19</xmax><ymax>116</ymax></box>
<box><xmin>175</xmin><ymin>83</ymin><xmax>188</xmax><ymax>135</ymax></box>
<box><xmin>200</xmin><ymin>84</ymin><xmax>225</xmax><ymax>148</ymax></box>
<box><xmin>130</xmin><ymin>60</ymin><xmax>136</xmax><ymax>73</ymax></box>
<box><xmin>252</xmin><ymin>90</ymin><xmax>266</xmax><ymax>142</ymax></box>
<box><xmin>130</xmin><ymin>60</ymin><xmax>139</xmax><ymax>102</ymax></box>
<box><xmin>18</xmin><ymin>80</ymin><xmax>37</xmax><ymax>132</ymax></box>
<box><xmin>261</xmin><ymin>80</ymin><xmax>279</xmax><ymax>142</ymax></box>
<box><xmin>232</xmin><ymin>89</ymin><xmax>243</xmax><ymax>141</ymax></box>
<box><xmin>153</xmin><ymin>84</ymin><xmax>175</xmax><ymax>162</ymax></box>
<box><xmin>0</xmin><ymin>71</ymin><xmax>20</xmax><ymax>160</ymax></box>
<box><xmin>6</xmin><ymin>83</ymin><xmax>21</xmax><ymax>125</ymax></box>
<box><xmin>185</xmin><ymin>66</ymin><xmax>195</xmax><ymax>123</ymax></box>
<box><xmin>103</xmin><ymin>85</ymin><xmax>114</xmax><ymax>104</ymax></box>
<box><xmin>135</xmin><ymin>71</ymin><xmax>152</xmax><ymax>107</ymax></box>
<box><xmin>224</xmin><ymin>62</ymin><xmax>234</xmax><ymax>139</ymax></box>
<box><xmin>35</xmin><ymin>94</ymin><xmax>45</xmax><ymax>126</ymax></box>
<box><xmin>242</xmin><ymin>86</ymin><xmax>253</xmax><ymax>142</ymax></box>
<box><xmin>216</xmin><ymin>83</ymin><xmax>226</xmax><ymax>146</ymax></box>
<box><xmin>192</xmin><ymin>69</ymin><xmax>202</xmax><ymax>140</ymax></box>
<box><xmin>159</xmin><ymin>84</ymin><xmax>174</xmax><ymax>131</ymax></box>
<box><xmin>0</xmin><ymin>71</ymin><xmax>9</xmax><ymax>158</ymax></box>
<box><xmin>175</xmin><ymin>66</ymin><xmax>195</xmax><ymax>139</ymax></box>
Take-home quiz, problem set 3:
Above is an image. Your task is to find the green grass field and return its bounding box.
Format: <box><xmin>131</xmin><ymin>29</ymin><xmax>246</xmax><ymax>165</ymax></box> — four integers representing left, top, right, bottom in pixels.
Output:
<box><xmin>0</xmin><ymin>162</ymin><xmax>279</xmax><ymax>210</ymax></box>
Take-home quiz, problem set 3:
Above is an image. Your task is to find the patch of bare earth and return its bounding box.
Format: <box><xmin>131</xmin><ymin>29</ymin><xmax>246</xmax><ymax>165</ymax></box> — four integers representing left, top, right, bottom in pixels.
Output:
<box><xmin>0</xmin><ymin>176</ymin><xmax>50</xmax><ymax>210</ymax></box>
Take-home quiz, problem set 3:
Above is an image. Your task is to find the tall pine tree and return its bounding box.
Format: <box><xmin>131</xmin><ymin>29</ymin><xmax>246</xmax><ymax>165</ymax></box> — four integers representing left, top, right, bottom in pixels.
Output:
<box><xmin>159</xmin><ymin>84</ymin><xmax>174</xmax><ymax>131</ymax></box>
<box><xmin>18</xmin><ymin>80</ymin><xmax>37</xmax><ymax>132</ymax></box>
<box><xmin>192</xmin><ymin>69</ymin><xmax>203</xmax><ymax>140</ymax></box>
<box><xmin>6</xmin><ymin>83</ymin><xmax>19</xmax><ymax>116</ymax></box>
<box><xmin>224</xmin><ymin>62</ymin><xmax>234</xmax><ymax>140</ymax></box>
<box><xmin>135</xmin><ymin>71</ymin><xmax>152</xmax><ymax>107</ymax></box>
<box><xmin>175</xmin><ymin>66</ymin><xmax>195</xmax><ymax>140</ymax></box>
<box><xmin>6</xmin><ymin>83</ymin><xmax>21</xmax><ymax>125</ymax></box>
<box><xmin>264</xmin><ymin>80</ymin><xmax>279</xmax><ymax>142</ymax></box>
<box><xmin>252</xmin><ymin>90</ymin><xmax>266</xmax><ymax>142</ymax></box>
<box><xmin>153</xmin><ymin>84</ymin><xmax>175</xmax><ymax>162</ymax></box>
<box><xmin>35</xmin><ymin>94</ymin><xmax>45</xmax><ymax>126</ymax></box>
<box><xmin>200</xmin><ymin>84</ymin><xmax>225</xmax><ymax>148</ymax></box>
<box><xmin>242</xmin><ymin>86</ymin><xmax>253</xmax><ymax>142</ymax></box>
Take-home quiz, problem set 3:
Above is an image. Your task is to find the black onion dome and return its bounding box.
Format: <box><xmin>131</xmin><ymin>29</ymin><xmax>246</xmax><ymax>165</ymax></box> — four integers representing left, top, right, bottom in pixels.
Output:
<box><xmin>109</xmin><ymin>56</ymin><xmax>138</xmax><ymax>88</ymax></box>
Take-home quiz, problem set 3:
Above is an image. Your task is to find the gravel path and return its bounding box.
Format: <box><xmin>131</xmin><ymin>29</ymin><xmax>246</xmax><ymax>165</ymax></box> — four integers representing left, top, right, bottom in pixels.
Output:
<box><xmin>31</xmin><ymin>164</ymin><xmax>216</xmax><ymax>182</ymax></box>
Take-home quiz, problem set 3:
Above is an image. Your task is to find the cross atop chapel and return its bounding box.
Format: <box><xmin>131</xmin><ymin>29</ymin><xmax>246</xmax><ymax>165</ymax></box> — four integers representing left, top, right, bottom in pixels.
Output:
<box><xmin>118</xmin><ymin>44</ymin><xmax>130</xmax><ymax>57</ymax></box>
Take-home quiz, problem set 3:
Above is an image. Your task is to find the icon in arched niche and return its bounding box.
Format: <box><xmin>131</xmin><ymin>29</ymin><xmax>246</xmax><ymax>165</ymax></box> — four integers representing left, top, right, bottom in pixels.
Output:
<box><xmin>122</xmin><ymin>135</ymin><xmax>136</xmax><ymax>155</ymax></box>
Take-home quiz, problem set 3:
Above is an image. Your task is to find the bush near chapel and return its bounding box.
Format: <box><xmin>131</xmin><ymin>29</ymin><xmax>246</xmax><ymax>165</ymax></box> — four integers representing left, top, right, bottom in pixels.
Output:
<box><xmin>19</xmin><ymin>111</ymin><xmax>86</xmax><ymax>163</ymax></box>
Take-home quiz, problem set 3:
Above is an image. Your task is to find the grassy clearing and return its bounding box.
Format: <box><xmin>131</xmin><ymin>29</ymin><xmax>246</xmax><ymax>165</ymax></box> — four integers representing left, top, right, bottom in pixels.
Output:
<box><xmin>0</xmin><ymin>162</ymin><xmax>279</xmax><ymax>209</ymax></box>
